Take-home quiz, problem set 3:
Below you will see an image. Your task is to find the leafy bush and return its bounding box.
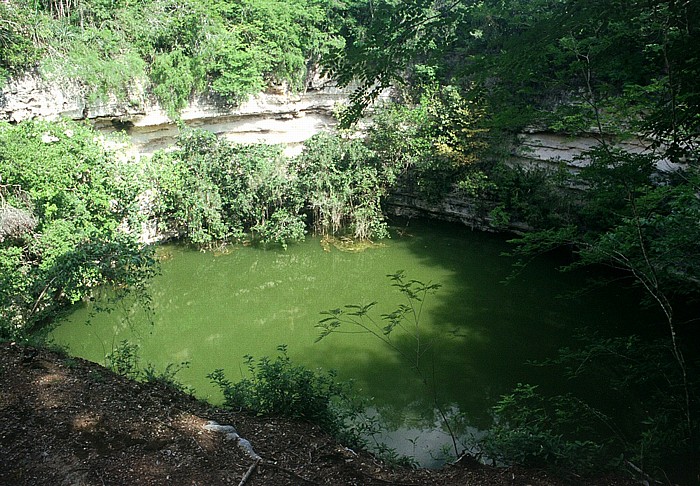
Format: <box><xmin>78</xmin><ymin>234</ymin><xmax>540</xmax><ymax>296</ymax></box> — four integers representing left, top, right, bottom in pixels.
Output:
<box><xmin>148</xmin><ymin>127</ymin><xmax>402</xmax><ymax>247</ymax></box>
<box><xmin>251</xmin><ymin>208</ymin><xmax>306</xmax><ymax>250</ymax></box>
<box><xmin>41</xmin><ymin>27</ymin><xmax>146</xmax><ymax>103</ymax></box>
<box><xmin>148</xmin><ymin>127</ymin><xmax>305</xmax><ymax>247</ymax></box>
<box><xmin>0</xmin><ymin>120</ymin><xmax>156</xmax><ymax>340</ymax></box>
<box><xmin>364</xmin><ymin>86</ymin><xmax>489</xmax><ymax>202</ymax></box>
<box><xmin>150</xmin><ymin>48</ymin><xmax>202</xmax><ymax>117</ymax></box>
<box><xmin>487</xmin><ymin>162</ymin><xmax>575</xmax><ymax>230</ymax></box>
<box><xmin>106</xmin><ymin>340</ymin><xmax>141</xmax><ymax>379</ymax></box>
<box><xmin>481</xmin><ymin>384</ymin><xmax>618</xmax><ymax>475</ymax></box>
<box><xmin>554</xmin><ymin>334</ymin><xmax>699</xmax><ymax>477</ymax></box>
<box><xmin>106</xmin><ymin>339</ymin><xmax>192</xmax><ymax>392</ymax></box>
<box><xmin>483</xmin><ymin>332</ymin><xmax>700</xmax><ymax>479</ymax></box>
<box><xmin>204</xmin><ymin>29</ymin><xmax>268</xmax><ymax>103</ymax></box>
<box><xmin>0</xmin><ymin>3</ymin><xmax>42</xmax><ymax>83</ymax></box>
<box><xmin>209</xmin><ymin>345</ymin><xmax>356</xmax><ymax>436</ymax></box>
<box><xmin>294</xmin><ymin>132</ymin><xmax>398</xmax><ymax>240</ymax></box>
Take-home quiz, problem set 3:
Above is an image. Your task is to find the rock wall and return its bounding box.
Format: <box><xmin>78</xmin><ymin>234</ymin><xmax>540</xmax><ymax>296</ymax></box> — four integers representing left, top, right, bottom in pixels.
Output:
<box><xmin>0</xmin><ymin>72</ymin><xmax>148</xmax><ymax>122</ymax></box>
<box><xmin>1</xmin><ymin>74</ymin><xmax>669</xmax><ymax>234</ymax></box>
<box><xmin>385</xmin><ymin>191</ymin><xmax>496</xmax><ymax>232</ymax></box>
<box><xmin>512</xmin><ymin>130</ymin><xmax>676</xmax><ymax>172</ymax></box>
<box><xmin>385</xmin><ymin>130</ymin><xmax>672</xmax><ymax>233</ymax></box>
<box><xmin>1</xmin><ymin>72</ymin><xmax>662</xmax><ymax>166</ymax></box>
<box><xmin>0</xmin><ymin>73</ymin><xmax>352</xmax><ymax>157</ymax></box>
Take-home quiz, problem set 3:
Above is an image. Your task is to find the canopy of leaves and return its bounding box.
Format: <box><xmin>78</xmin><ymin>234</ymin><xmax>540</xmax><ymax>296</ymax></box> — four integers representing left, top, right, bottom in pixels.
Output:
<box><xmin>0</xmin><ymin>120</ymin><xmax>156</xmax><ymax>340</ymax></box>
<box><xmin>327</xmin><ymin>0</ymin><xmax>699</xmax><ymax>143</ymax></box>
<box><xmin>147</xmin><ymin>127</ymin><xmax>307</xmax><ymax>247</ymax></box>
<box><xmin>3</xmin><ymin>0</ymin><xmax>346</xmax><ymax>112</ymax></box>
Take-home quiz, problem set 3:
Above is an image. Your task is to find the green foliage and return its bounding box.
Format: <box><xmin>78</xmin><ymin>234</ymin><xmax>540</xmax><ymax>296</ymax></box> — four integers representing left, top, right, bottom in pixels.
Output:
<box><xmin>485</xmin><ymin>333</ymin><xmax>700</xmax><ymax>478</ymax></box>
<box><xmin>506</xmin><ymin>150</ymin><xmax>700</xmax><ymax>302</ymax></box>
<box><xmin>106</xmin><ymin>339</ymin><xmax>192</xmax><ymax>392</ymax></box>
<box><xmin>106</xmin><ymin>339</ymin><xmax>141</xmax><ymax>379</ymax></box>
<box><xmin>294</xmin><ymin>132</ymin><xmax>399</xmax><ymax>240</ymax></box>
<box><xmin>500</xmin><ymin>150</ymin><xmax>700</xmax><ymax>478</ymax></box>
<box><xmin>203</xmin><ymin>28</ymin><xmax>267</xmax><ymax>103</ymax></box>
<box><xmin>251</xmin><ymin>208</ymin><xmax>306</xmax><ymax>250</ymax></box>
<box><xmin>364</xmin><ymin>103</ymin><xmax>432</xmax><ymax>173</ymax></box>
<box><xmin>576</xmin><ymin>148</ymin><xmax>657</xmax><ymax>230</ymax></box>
<box><xmin>41</xmin><ymin>27</ymin><xmax>147</xmax><ymax>103</ymax></box>
<box><xmin>150</xmin><ymin>48</ymin><xmax>202</xmax><ymax>117</ymax></box>
<box><xmin>420</xmin><ymin>85</ymin><xmax>488</xmax><ymax>167</ymax></box>
<box><xmin>208</xmin><ymin>345</ymin><xmax>356</xmax><ymax>436</ymax></box>
<box><xmin>147</xmin><ymin>132</ymin><xmax>230</xmax><ymax>246</ymax></box>
<box><xmin>4</xmin><ymin>0</ymin><xmax>345</xmax><ymax>111</ymax></box>
<box><xmin>144</xmin><ymin>126</ymin><xmax>405</xmax><ymax>247</ymax></box>
<box><xmin>487</xmin><ymin>163</ymin><xmax>575</xmax><ymax>230</ymax></box>
<box><xmin>323</xmin><ymin>0</ymin><xmax>465</xmax><ymax>126</ymax></box>
<box><xmin>482</xmin><ymin>384</ymin><xmax>619</xmax><ymax>475</ymax></box>
<box><xmin>365</xmin><ymin>86</ymin><xmax>489</xmax><ymax>202</ymax></box>
<box><xmin>326</xmin><ymin>0</ymin><xmax>700</xmax><ymax>155</ymax></box>
<box><xmin>142</xmin><ymin>361</ymin><xmax>192</xmax><ymax>392</ymax></box>
<box><xmin>148</xmin><ymin>127</ymin><xmax>306</xmax><ymax>247</ymax></box>
<box><xmin>0</xmin><ymin>3</ymin><xmax>42</xmax><ymax>83</ymax></box>
<box><xmin>209</xmin><ymin>346</ymin><xmax>413</xmax><ymax>460</ymax></box>
<box><xmin>0</xmin><ymin>120</ymin><xmax>156</xmax><ymax>341</ymax></box>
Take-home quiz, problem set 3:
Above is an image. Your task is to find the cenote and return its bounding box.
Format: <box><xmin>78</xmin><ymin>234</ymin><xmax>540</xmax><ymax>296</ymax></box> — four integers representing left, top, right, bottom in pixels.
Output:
<box><xmin>50</xmin><ymin>218</ymin><xmax>650</xmax><ymax>467</ymax></box>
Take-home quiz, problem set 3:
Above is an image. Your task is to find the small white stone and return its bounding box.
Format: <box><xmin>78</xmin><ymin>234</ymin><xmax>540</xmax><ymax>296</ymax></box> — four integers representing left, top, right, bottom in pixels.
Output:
<box><xmin>41</xmin><ymin>133</ymin><xmax>59</xmax><ymax>143</ymax></box>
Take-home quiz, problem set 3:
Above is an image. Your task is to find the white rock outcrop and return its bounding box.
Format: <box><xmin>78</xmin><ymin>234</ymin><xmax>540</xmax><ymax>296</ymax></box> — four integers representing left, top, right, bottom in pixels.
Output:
<box><xmin>0</xmin><ymin>73</ymin><xmax>354</xmax><ymax>157</ymax></box>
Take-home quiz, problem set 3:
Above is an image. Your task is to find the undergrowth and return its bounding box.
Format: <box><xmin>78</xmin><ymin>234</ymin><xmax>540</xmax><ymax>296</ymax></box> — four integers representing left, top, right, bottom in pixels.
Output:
<box><xmin>105</xmin><ymin>339</ymin><xmax>192</xmax><ymax>394</ymax></box>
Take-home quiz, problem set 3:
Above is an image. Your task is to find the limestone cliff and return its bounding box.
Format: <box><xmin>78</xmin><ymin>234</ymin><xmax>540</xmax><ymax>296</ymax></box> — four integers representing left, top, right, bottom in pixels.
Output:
<box><xmin>0</xmin><ymin>73</ymin><xmax>350</xmax><ymax>157</ymax></box>
<box><xmin>0</xmin><ymin>74</ymin><xmax>667</xmax><ymax>233</ymax></box>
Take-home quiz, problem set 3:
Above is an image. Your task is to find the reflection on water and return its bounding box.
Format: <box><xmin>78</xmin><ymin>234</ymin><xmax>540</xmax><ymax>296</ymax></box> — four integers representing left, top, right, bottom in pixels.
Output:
<box><xmin>51</xmin><ymin>218</ymin><xmax>647</xmax><ymax>466</ymax></box>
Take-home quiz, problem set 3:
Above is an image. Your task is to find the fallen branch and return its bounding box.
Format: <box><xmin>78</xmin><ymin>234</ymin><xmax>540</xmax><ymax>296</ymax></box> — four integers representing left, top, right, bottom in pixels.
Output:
<box><xmin>204</xmin><ymin>420</ymin><xmax>319</xmax><ymax>485</ymax></box>
<box><xmin>238</xmin><ymin>458</ymin><xmax>260</xmax><ymax>486</ymax></box>
<box><xmin>625</xmin><ymin>459</ymin><xmax>661</xmax><ymax>485</ymax></box>
<box><xmin>203</xmin><ymin>421</ymin><xmax>261</xmax><ymax>460</ymax></box>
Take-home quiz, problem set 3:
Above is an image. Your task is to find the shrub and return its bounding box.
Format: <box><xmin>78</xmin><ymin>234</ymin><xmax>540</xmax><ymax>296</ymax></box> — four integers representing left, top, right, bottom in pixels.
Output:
<box><xmin>209</xmin><ymin>345</ymin><xmax>356</xmax><ymax>436</ymax></box>
<box><xmin>147</xmin><ymin>128</ymin><xmax>305</xmax><ymax>248</ymax></box>
<box><xmin>150</xmin><ymin>48</ymin><xmax>202</xmax><ymax>117</ymax></box>
<box><xmin>481</xmin><ymin>384</ymin><xmax>619</xmax><ymax>475</ymax></box>
<box><xmin>294</xmin><ymin>132</ymin><xmax>397</xmax><ymax>240</ymax></box>
<box><xmin>0</xmin><ymin>3</ymin><xmax>42</xmax><ymax>83</ymax></box>
<box><xmin>0</xmin><ymin>120</ymin><xmax>155</xmax><ymax>340</ymax></box>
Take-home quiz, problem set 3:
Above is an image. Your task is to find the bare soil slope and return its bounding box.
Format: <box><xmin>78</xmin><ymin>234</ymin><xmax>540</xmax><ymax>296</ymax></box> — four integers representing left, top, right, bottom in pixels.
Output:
<box><xmin>0</xmin><ymin>343</ymin><xmax>635</xmax><ymax>485</ymax></box>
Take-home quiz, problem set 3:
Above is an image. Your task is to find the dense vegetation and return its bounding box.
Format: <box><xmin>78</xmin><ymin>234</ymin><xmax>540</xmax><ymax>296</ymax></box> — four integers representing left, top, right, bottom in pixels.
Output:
<box><xmin>325</xmin><ymin>0</ymin><xmax>700</xmax><ymax>480</ymax></box>
<box><xmin>0</xmin><ymin>121</ymin><xmax>156</xmax><ymax>341</ymax></box>
<box><xmin>147</xmin><ymin>127</ymin><xmax>401</xmax><ymax>246</ymax></box>
<box><xmin>0</xmin><ymin>121</ymin><xmax>406</xmax><ymax>340</ymax></box>
<box><xmin>1</xmin><ymin>0</ymin><xmax>344</xmax><ymax>114</ymax></box>
<box><xmin>1</xmin><ymin>0</ymin><xmax>699</xmax><ymax>481</ymax></box>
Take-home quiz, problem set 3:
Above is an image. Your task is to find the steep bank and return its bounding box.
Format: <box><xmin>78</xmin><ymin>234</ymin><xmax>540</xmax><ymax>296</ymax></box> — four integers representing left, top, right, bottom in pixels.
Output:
<box><xmin>0</xmin><ymin>342</ymin><xmax>636</xmax><ymax>485</ymax></box>
<box><xmin>1</xmin><ymin>73</ymin><xmax>660</xmax><ymax>165</ymax></box>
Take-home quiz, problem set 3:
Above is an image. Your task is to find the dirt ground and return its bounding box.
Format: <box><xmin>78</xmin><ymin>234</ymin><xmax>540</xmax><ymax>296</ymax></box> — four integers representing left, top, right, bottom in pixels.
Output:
<box><xmin>0</xmin><ymin>342</ymin><xmax>638</xmax><ymax>485</ymax></box>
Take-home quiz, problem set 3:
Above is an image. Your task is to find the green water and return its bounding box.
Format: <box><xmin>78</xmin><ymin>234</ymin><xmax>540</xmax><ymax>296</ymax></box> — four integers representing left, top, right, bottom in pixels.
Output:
<box><xmin>51</xmin><ymin>219</ymin><xmax>647</xmax><ymax>466</ymax></box>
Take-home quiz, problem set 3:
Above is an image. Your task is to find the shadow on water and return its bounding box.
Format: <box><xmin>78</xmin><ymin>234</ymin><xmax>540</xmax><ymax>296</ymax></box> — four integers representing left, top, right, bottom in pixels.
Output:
<box><xmin>319</xmin><ymin>218</ymin><xmax>644</xmax><ymax>390</ymax></box>
<box><xmin>50</xmin><ymin>217</ymin><xmax>656</xmax><ymax>466</ymax></box>
<box><xmin>301</xmin><ymin>219</ymin><xmax>650</xmax><ymax>463</ymax></box>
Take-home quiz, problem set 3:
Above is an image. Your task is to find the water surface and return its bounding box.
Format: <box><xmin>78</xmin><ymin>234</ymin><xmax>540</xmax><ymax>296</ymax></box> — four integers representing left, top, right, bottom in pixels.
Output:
<box><xmin>51</xmin><ymin>219</ymin><xmax>647</xmax><ymax>465</ymax></box>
